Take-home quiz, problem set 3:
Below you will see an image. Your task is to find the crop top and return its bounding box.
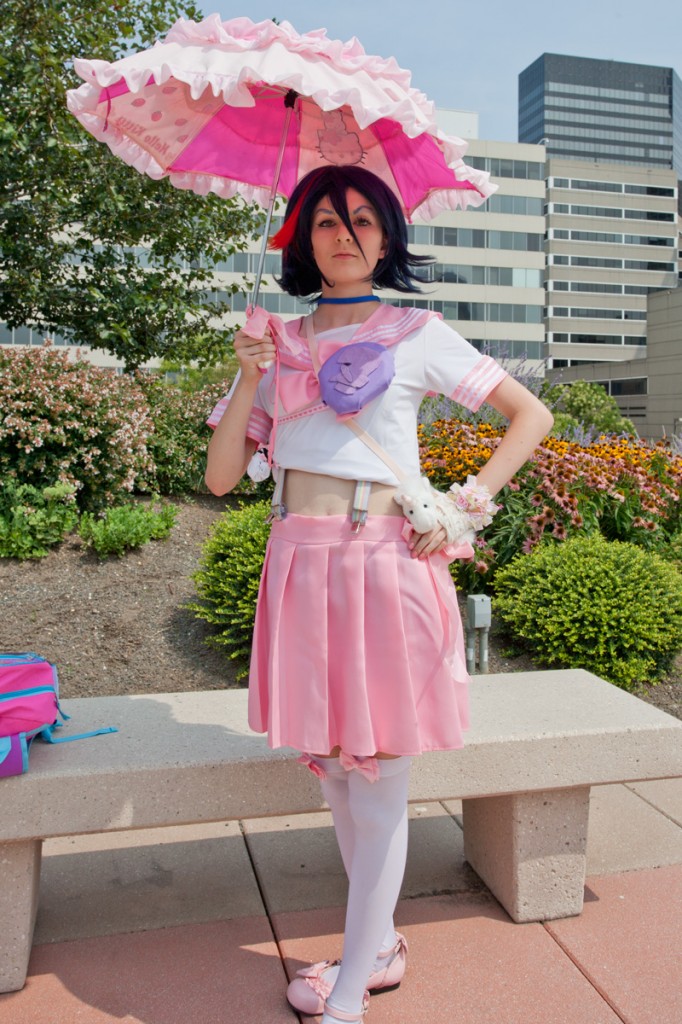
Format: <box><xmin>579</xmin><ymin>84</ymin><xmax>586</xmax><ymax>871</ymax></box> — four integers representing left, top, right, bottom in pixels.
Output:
<box><xmin>207</xmin><ymin>307</ymin><xmax>507</xmax><ymax>486</ymax></box>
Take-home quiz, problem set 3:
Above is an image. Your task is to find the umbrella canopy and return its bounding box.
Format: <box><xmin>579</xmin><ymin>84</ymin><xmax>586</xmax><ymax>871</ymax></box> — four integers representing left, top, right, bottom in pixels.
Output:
<box><xmin>66</xmin><ymin>14</ymin><xmax>495</xmax><ymax>222</ymax></box>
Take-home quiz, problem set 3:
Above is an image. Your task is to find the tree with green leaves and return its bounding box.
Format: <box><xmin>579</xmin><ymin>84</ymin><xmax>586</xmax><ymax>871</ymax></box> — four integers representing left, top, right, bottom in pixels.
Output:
<box><xmin>0</xmin><ymin>1</ymin><xmax>264</xmax><ymax>370</ymax></box>
<box><xmin>554</xmin><ymin>379</ymin><xmax>636</xmax><ymax>437</ymax></box>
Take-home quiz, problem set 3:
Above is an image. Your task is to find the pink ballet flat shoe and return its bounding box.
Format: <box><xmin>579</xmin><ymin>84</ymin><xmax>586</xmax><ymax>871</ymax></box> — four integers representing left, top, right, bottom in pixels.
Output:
<box><xmin>323</xmin><ymin>992</ymin><xmax>370</xmax><ymax>1021</ymax></box>
<box><xmin>286</xmin><ymin>933</ymin><xmax>407</xmax><ymax>1015</ymax></box>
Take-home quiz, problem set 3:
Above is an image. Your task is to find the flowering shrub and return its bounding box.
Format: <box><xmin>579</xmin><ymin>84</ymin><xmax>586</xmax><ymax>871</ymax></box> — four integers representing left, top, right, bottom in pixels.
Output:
<box><xmin>137</xmin><ymin>374</ymin><xmax>274</xmax><ymax>500</ymax></box>
<box><xmin>136</xmin><ymin>374</ymin><xmax>229</xmax><ymax>496</ymax></box>
<box><xmin>418</xmin><ymin>419</ymin><xmax>682</xmax><ymax>591</ymax></box>
<box><xmin>0</xmin><ymin>346</ymin><xmax>152</xmax><ymax>511</ymax></box>
<box><xmin>419</xmin><ymin>420</ymin><xmax>501</xmax><ymax>489</ymax></box>
<box><xmin>494</xmin><ymin>534</ymin><xmax>682</xmax><ymax>691</ymax></box>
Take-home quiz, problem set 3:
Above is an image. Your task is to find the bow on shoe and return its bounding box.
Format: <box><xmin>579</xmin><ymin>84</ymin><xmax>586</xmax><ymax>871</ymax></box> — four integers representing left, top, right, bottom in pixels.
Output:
<box><xmin>295</xmin><ymin>959</ymin><xmax>340</xmax><ymax>999</ymax></box>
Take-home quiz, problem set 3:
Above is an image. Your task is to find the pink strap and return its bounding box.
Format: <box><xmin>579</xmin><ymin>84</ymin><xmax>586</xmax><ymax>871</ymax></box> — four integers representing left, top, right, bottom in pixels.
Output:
<box><xmin>244</xmin><ymin>305</ymin><xmax>284</xmax><ymax>468</ymax></box>
<box><xmin>323</xmin><ymin>994</ymin><xmax>369</xmax><ymax>1020</ymax></box>
<box><xmin>344</xmin><ymin>420</ymin><xmax>406</xmax><ymax>483</ymax></box>
<box><xmin>303</xmin><ymin>314</ymin><xmax>323</xmax><ymax>374</ymax></box>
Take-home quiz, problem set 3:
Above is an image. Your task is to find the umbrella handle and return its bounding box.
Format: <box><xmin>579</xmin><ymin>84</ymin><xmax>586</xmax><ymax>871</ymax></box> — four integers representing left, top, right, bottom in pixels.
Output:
<box><xmin>250</xmin><ymin>90</ymin><xmax>298</xmax><ymax>311</ymax></box>
<box><xmin>244</xmin><ymin>305</ymin><xmax>275</xmax><ymax>372</ymax></box>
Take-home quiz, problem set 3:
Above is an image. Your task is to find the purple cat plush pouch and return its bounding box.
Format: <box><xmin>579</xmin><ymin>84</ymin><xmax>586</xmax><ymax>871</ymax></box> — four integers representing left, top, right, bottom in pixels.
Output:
<box><xmin>317</xmin><ymin>342</ymin><xmax>395</xmax><ymax>417</ymax></box>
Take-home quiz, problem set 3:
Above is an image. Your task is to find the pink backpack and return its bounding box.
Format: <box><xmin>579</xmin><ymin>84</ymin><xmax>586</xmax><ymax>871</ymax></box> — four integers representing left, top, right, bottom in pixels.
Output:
<box><xmin>0</xmin><ymin>652</ymin><xmax>116</xmax><ymax>778</ymax></box>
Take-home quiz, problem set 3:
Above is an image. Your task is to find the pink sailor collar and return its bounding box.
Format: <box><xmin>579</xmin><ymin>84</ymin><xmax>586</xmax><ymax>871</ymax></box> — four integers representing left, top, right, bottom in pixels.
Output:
<box><xmin>280</xmin><ymin>303</ymin><xmax>441</xmax><ymax>370</ymax></box>
<box><xmin>253</xmin><ymin>305</ymin><xmax>441</xmax><ymax>415</ymax></box>
<box><xmin>242</xmin><ymin>303</ymin><xmax>441</xmax><ymax>427</ymax></box>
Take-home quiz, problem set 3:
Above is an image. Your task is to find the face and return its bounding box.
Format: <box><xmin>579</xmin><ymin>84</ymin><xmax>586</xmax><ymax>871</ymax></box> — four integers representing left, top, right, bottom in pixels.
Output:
<box><xmin>310</xmin><ymin>188</ymin><xmax>387</xmax><ymax>294</ymax></box>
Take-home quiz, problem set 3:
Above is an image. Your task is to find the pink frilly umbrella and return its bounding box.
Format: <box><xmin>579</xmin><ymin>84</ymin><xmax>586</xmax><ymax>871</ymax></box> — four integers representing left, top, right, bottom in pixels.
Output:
<box><xmin>66</xmin><ymin>15</ymin><xmax>496</xmax><ymax>307</ymax></box>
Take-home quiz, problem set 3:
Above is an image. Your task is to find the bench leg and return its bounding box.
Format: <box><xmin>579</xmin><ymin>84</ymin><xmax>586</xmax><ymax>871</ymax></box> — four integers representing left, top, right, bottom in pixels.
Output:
<box><xmin>0</xmin><ymin>840</ymin><xmax>42</xmax><ymax>993</ymax></box>
<box><xmin>462</xmin><ymin>787</ymin><xmax>590</xmax><ymax>923</ymax></box>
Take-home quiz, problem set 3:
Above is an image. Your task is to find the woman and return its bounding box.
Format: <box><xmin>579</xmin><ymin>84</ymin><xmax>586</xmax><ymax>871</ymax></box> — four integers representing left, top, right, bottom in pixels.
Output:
<box><xmin>206</xmin><ymin>166</ymin><xmax>553</xmax><ymax>1024</ymax></box>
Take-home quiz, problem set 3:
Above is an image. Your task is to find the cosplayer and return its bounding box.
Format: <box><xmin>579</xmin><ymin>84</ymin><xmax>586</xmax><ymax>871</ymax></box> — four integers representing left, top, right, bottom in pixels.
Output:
<box><xmin>206</xmin><ymin>165</ymin><xmax>553</xmax><ymax>1024</ymax></box>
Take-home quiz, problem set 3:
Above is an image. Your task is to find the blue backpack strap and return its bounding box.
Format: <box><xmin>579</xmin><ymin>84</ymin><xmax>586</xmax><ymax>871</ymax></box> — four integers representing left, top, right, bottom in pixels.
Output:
<box><xmin>40</xmin><ymin>723</ymin><xmax>118</xmax><ymax>744</ymax></box>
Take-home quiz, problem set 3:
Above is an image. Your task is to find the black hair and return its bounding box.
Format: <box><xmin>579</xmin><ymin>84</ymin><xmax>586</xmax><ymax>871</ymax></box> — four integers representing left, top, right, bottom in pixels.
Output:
<box><xmin>271</xmin><ymin>166</ymin><xmax>433</xmax><ymax>298</ymax></box>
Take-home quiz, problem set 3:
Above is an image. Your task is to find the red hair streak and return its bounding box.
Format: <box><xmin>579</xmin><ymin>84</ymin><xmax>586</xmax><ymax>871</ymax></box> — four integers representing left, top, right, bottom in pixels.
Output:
<box><xmin>268</xmin><ymin>193</ymin><xmax>305</xmax><ymax>250</ymax></box>
<box><xmin>267</xmin><ymin>171</ymin><xmax>323</xmax><ymax>251</ymax></box>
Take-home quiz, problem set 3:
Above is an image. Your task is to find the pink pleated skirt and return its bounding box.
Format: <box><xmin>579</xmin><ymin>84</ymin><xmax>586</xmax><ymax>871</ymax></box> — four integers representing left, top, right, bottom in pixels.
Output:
<box><xmin>248</xmin><ymin>514</ymin><xmax>470</xmax><ymax>756</ymax></box>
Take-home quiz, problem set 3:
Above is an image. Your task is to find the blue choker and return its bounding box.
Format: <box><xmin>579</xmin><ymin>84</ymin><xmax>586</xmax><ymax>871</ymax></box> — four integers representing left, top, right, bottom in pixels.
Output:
<box><xmin>317</xmin><ymin>295</ymin><xmax>380</xmax><ymax>305</ymax></box>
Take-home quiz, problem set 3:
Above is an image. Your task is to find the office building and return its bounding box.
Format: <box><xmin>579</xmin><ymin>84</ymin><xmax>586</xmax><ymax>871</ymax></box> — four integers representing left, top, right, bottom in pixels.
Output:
<box><xmin>519</xmin><ymin>53</ymin><xmax>682</xmax><ymax>178</ymax></box>
<box><xmin>518</xmin><ymin>54</ymin><xmax>680</xmax><ymax>369</ymax></box>
<box><xmin>402</xmin><ymin>137</ymin><xmax>546</xmax><ymax>364</ymax></box>
<box><xmin>546</xmin><ymin>157</ymin><xmax>679</xmax><ymax>367</ymax></box>
<box><xmin>547</xmin><ymin>287</ymin><xmax>682</xmax><ymax>438</ymax></box>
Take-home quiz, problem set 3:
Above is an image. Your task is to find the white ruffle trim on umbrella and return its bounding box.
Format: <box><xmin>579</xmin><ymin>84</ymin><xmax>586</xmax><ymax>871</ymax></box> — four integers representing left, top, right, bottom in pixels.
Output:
<box><xmin>66</xmin><ymin>15</ymin><xmax>496</xmax><ymax>217</ymax></box>
<box><xmin>165</xmin><ymin>15</ymin><xmax>414</xmax><ymax>89</ymax></box>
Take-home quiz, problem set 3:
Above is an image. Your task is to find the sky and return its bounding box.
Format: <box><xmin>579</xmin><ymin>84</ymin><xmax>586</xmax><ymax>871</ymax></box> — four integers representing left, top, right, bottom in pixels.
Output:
<box><xmin>200</xmin><ymin>0</ymin><xmax>682</xmax><ymax>142</ymax></box>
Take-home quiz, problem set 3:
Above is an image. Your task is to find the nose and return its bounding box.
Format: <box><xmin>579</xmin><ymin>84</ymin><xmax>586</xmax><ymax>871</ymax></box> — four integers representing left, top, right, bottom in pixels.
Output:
<box><xmin>336</xmin><ymin>222</ymin><xmax>353</xmax><ymax>243</ymax></box>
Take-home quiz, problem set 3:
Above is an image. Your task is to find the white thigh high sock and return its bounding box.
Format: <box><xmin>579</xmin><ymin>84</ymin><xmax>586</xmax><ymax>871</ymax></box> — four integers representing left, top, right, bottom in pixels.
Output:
<box><xmin>322</xmin><ymin>755</ymin><xmax>411</xmax><ymax>1023</ymax></box>
<box><xmin>314</xmin><ymin>758</ymin><xmax>399</xmax><ymax>961</ymax></box>
<box><xmin>317</xmin><ymin>758</ymin><xmax>355</xmax><ymax>875</ymax></box>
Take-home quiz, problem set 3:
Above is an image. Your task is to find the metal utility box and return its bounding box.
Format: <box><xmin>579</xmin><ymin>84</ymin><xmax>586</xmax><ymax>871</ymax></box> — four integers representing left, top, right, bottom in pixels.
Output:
<box><xmin>467</xmin><ymin>594</ymin><xmax>491</xmax><ymax>629</ymax></box>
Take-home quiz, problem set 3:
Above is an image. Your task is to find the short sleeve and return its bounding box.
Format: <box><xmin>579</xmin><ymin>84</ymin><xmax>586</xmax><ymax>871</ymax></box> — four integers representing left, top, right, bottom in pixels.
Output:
<box><xmin>206</xmin><ymin>371</ymin><xmax>273</xmax><ymax>446</ymax></box>
<box><xmin>422</xmin><ymin>319</ymin><xmax>508</xmax><ymax>412</ymax></box>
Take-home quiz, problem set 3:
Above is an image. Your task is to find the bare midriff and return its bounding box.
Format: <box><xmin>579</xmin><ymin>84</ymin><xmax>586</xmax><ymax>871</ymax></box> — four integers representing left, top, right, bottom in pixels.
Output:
<box><xmin>283</xmin><ymin>469</ymin><xmax>403</xmax><ymax>518</ymax></box>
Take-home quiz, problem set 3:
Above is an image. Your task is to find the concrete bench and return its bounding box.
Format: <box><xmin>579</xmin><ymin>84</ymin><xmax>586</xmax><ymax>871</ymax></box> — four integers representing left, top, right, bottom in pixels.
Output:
<box><xmin>2</xmin><ymin>668</ymin><xmax>681</xmax><ymax>993</ymax></box>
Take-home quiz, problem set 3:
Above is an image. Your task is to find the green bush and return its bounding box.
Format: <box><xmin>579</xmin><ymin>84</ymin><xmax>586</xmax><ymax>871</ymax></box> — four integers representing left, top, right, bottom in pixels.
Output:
<box><xmin>493</xmin><ymin>534</ymin><xmax>682</xmax><ymax>691</ymax></box>
<box><xmin>188</xmin><ymin>500</ymin><xmax>271</xmax><ymax>676</ymax></box>
<box><xmin>0</xmin><ymin>481</ymin><xmax>78</xmax><ymax>559</ymax></box>
<box><xmin>79</xmin><ymin>500</ymin><xmax>177</xmax><ymax>559</ymax></box>
<box><xmin>0</xmin><ymin>345</ymin><xmax>153</xmax><ymax>510</ymax></box>
<box><xmin>658</xmin><ymin>531</ymin><xmax>682</xmax><ymax>575</ymax></box>
<box><xmin>556</xmin><ymin>379</ymin><xmax>635</xmax><ymax>436</ymax></box>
